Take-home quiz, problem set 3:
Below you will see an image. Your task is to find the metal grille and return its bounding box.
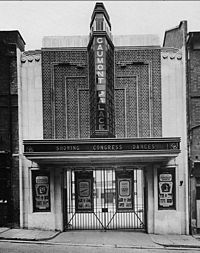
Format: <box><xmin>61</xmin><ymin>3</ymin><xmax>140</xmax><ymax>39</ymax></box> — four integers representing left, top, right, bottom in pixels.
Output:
<box><xmin>64</xmin><ymin>168</ymin><xmax>145</xmax><ymax>231</ymax></box>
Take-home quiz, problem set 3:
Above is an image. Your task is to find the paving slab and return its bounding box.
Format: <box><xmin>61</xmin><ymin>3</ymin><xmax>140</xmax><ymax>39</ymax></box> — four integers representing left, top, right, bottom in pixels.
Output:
<box><xmin>0</xmin><ymin>227</ymin><xmax>10</xmax><ymax>234</ymax></box>
<box><xmin>1</xmin><ymin>228</ymin><xmax>200</xmax><ymax>249</ymax></box>
<box><xmin>50</xmin><ymin>231</ymin><xmax>162</xmax><ymax>248</ymax></box>
<box><xmin>150</xmin><ymin>234</ymin><xmax>200</xmax><ymax>248</ymax></box>
<box><xmin>0</xmin><ymin>228</ymin><xmax>60</xmax><ymax>241</ymax></box>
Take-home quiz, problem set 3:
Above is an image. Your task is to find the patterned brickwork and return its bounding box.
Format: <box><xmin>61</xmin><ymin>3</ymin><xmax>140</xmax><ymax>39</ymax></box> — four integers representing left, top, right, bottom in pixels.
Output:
<box><xmin>88</xmin><ymin>48</ymin><xmax>96</xmax><ymax>137</ymax></box>
<box><xmin>79</xmin><ymin>90</ymin><xmax>90</xmax><ymax>138</ymax></box>
<box><xmin>42</xmin><ymin>50</ymin><xmax>89</xmax><ymax>139</ymax></box>
<box><xmin>53</xmin><ymin>65</ymin><xmax>67</xmax><ymax>139</ymax></box>
<box><xmin>114</xmin><ymin>48</ymin><xmax>162</xmax><ymax>138</ymax></box>
<box><xmin>114</xmin><ymin>89</ymin><xmax>125</xmax><ymax>138</ymax></box>
<box><xmin>42</xmin><ymin>48</ymin><xmax>161</xmax><ymax>139</ymax></box>
<box><xmin>66</xmin><ymin>78</ymin><xmax>78</xmax><ymax>139</ymax></box>
<box><xmin>151</xmin><ymin>50</ymin><xmax>162</xmax><ymax>136</ymax></box>
<box><xmin>42</xmin><ymin>50</ymin><xmax>53</xmax><ymax>138</ymax></box>
<box><xmin>189</xmin><ymin>50</ymin><xmax>200</xmax><ymax>128</ymax></box>
<box><xmin>65</xmin><ymin>77</ymin><xmax>89</xmax><ymax>139</ymax></box>
<box><xmin>138</xmin><ymin>65</ymin><xmax>150</xmax><ymax>137</ymax></box>
<box><xmin>116</xmin><ymin>76</ymin><xmax>138</xmax><ymax>137</ymax></box>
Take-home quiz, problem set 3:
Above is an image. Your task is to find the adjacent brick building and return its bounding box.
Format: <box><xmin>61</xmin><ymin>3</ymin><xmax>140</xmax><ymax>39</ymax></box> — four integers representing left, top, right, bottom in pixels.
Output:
<box><xmin>0</xmin><ymin>31</ymin><xmax>25</xmax><ymax>226</ymax></box>
<box><xmin>187</xmin><ymin>32</ymin><xmax>200</xmax><ymax>234</ymax></box>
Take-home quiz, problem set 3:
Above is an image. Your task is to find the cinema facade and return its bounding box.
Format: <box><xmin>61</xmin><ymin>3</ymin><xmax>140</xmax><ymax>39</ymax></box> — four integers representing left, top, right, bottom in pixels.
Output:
<box><xmin>20</xmin><ymin>3</ymin><xmax>189</xmax><ymax>234</ymax></box>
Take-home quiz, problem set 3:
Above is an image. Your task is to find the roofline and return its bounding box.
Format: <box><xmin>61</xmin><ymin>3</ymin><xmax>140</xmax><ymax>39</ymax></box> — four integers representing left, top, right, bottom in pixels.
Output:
<box><xmin>187</xmin><ymin>31</ymin><xmax>200</xmax><ymax>46</ymax></box>
<box><xmin>0</xmin><ymin>30</ymin><xmax>26</xmax><ymax>45</ymax></box>
<box><xmin>163</xmin><ymin>20</ymin><xmax>187</xmax><ymax>47</ymax></box>
<box><xmin>90</xmin><ymin>2</ymin><xmax>111</xmax><ymax>29</ymax></box>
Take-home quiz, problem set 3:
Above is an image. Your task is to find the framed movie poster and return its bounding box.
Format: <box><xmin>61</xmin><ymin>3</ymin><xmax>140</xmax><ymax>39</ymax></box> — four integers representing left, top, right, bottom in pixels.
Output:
<box><xmin>32</xmin><ymin>171</ymin><xmax>50</xmax><ymax>212</ymax></box>
<box><xmin>75</xmin><ymin>171</ymin><xmax>93</xmax><ymax>212</ymax></box>
<box><xmin>158</xmin><ymin>168</ymin><xmax>176</xmax><ymax>210</ymax></box>
<box><xmin>116</xmin><ymin>171</ymin><xmax>134</xmax><ymax>211</ymax></box>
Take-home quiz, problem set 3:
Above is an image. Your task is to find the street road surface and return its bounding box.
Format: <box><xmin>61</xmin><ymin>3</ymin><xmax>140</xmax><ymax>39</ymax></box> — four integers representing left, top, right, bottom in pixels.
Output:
<box><xmin>0</xmin><ymin>241</ymin><xmax>200</xmax><ymax>253</ymax></box>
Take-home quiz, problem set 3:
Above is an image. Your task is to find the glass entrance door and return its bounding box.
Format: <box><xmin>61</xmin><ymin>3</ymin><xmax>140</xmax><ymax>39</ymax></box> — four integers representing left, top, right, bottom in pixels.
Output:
<box><xmin>64</xmin><ymin>167</ymin><xmax>145</xmax><ymax>230</ymax></box>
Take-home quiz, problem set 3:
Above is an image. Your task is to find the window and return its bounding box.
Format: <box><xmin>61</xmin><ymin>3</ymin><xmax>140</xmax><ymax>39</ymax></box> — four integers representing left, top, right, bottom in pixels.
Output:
<box><xmin>96</xmin><ymin>18</ymin><xmax>104</xmax><ymax>31</ymax></box>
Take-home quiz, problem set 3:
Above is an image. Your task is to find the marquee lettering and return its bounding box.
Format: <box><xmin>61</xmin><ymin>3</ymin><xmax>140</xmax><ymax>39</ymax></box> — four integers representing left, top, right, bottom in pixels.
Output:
<box><xmin>24</xmin><ymin>140</ymin><xmax>180</xmax><ymax>153</ymax></box>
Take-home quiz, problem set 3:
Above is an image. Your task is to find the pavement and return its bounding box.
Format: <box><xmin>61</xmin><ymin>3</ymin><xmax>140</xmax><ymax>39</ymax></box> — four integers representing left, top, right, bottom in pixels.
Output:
<box><xmin>1</xmin><ymin>227</ymin><xmax>200</xmax><ymax>249</ymax></box>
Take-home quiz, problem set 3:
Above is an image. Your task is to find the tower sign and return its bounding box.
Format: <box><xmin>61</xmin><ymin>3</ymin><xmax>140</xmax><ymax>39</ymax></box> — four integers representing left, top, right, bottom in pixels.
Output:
<box><xmin>95</xmin><ymin>37</ymin><xmax>107</xmax><ymax>131</ymax></box>
<box><xmin>88</xmin><ymin>2</ymin><xmax>115</xmax><ymax>138</ymax></box>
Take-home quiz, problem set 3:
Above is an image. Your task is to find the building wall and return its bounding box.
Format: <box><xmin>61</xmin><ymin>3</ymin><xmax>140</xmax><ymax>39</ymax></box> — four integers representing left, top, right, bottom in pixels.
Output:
<box><xmin>41</xmin><ymin>46</ymin><xmax>162</xmax><ymax>139</ymax></box>
<box><xmin>42</xmin><ymin>49</ymin><xmax>89</xmax><ymax>139</ymax></box>
<box><xmin>160</xmin><ymin>21</ymin><xmax>188</xmax><ymax>234</ymax></box>
<box><xmin>0</xmin><ymin>41</ymin><xmax>11</xmax><ymax>226</ymax></box>
<box><xmin>188</xmin><ymin>49</ymin><xmax>200</xmax><ymax>160</ymax></box>
<box><xmin>20</xmin><ymin>52</ymin><xmax>63</xmax><ymax>231</ymax></box>
<box><xmin>20</xmin><ymin>34</ymin><xmax>188</xmax><ymax>233</ymax></box>
<box><xmin>163</xmin><ymin>21</ymin><xmax>187</xmax><ymax>49</ymax></box>
<box><xmin>0</xmin><ymin>32</ymin><xmax>25</xmax><ymax>226</ymax></box>
<box><xmin>160</xmin><ymin>48</ymin><xmax>188</xmax><ymax>234</ymax></box>
<box><xmin>20</xmin><ymin>51</ymin><xmax>44</xmax><ymax>228</ymax></box>
<box><xmin>21</xmin><ymin>51</ymin><xmax>43</xmax><ymax>140</ymax></box>
<box><xmin>114</xmin><ymin>47</ymin><xmax>162</xmax><ymax>138</ymax></box>
<box><xmin>187</xmin><ymin>35</ymin><xmax>200</xmax><ymax>233</ymax></box>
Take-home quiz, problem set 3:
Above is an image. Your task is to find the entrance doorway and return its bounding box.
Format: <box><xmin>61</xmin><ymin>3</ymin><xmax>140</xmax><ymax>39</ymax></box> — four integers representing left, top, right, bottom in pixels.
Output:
<box><xmin>64</xmin><ymin>167</ymin><xmax>145</xmax><ymax>230</ymax></box>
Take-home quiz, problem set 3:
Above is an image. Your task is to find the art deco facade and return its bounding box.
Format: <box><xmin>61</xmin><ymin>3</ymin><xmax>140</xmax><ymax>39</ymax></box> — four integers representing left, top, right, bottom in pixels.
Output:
<box><xmin>1</xmin><ymin>3</ymin><xmax>189</xmax><ymax>234</ymax></box>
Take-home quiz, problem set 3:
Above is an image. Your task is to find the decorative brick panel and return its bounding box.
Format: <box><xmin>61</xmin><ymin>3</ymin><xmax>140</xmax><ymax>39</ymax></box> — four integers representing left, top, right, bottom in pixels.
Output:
<box><xmin>115</xmin><ymin>48</ymin><xmax>162</xmax><ymax>138</ymax></box>
<box><xmin>42</xmin><ymin>48</ymin><xmax>161</xmax><ymax>139</ymax></box>
<box><xmin>42</xmin><ymin>49</ymin><xmax>89</xmax><ymax>139</ymax></box>
<box><xmin>65</xmin><ymin>77</ymin><xmax>88</xmax><ymax>139</ymax></box>
<box><xmin>138</xmin><ymin>65</ymin><xmax>150</xmax><ymax>137</ymax></box>
<box><xmin>42</xmin><ymin>51</ymin><xmax>53</xmax><ymax>138</ymax></box>
<box><xmin>114</xmin><ymin>89</ymin><xmax>125</xmax><ymax>138</ymax></box>
<box><xmin>79</xmin><ymin>90</ymin><xmax>90</xmax><ymax>138</ymax></box>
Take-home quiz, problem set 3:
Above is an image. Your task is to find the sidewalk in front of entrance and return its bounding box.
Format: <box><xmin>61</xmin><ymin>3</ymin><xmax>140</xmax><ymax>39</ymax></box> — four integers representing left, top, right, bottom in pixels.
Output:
<box><xmin>1</xmin><ymin>227</ymin><xmax>200</xmax><ymax>249</ymax></box>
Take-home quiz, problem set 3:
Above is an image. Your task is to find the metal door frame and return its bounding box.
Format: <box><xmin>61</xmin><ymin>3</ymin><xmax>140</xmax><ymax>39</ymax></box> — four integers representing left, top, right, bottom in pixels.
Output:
<box><xmin>63</xmin><ymin>166</ymin><xmax>146</xmax><ymax>231</ymax></box>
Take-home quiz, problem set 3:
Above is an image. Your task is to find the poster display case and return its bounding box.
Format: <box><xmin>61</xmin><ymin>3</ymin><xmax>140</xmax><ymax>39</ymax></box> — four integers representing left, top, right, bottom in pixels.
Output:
<box><xmin>158</xmin><ymin>168</ymin><xmax>176</xmax><ymax>210</ymax></box>
<box><xmin>75</xmin><ymin>171</ymin><xmax>93</xmax><ymax>212</ymax></box>
<box><xmin>32</xmin><ymin>171</ymin><xmax>50</xmax><ymax>212</ymax></box>
<box><xmin>116</xmin><ymin>171</ymin><xmax>134</xmax><ymax>211</ymax></box>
